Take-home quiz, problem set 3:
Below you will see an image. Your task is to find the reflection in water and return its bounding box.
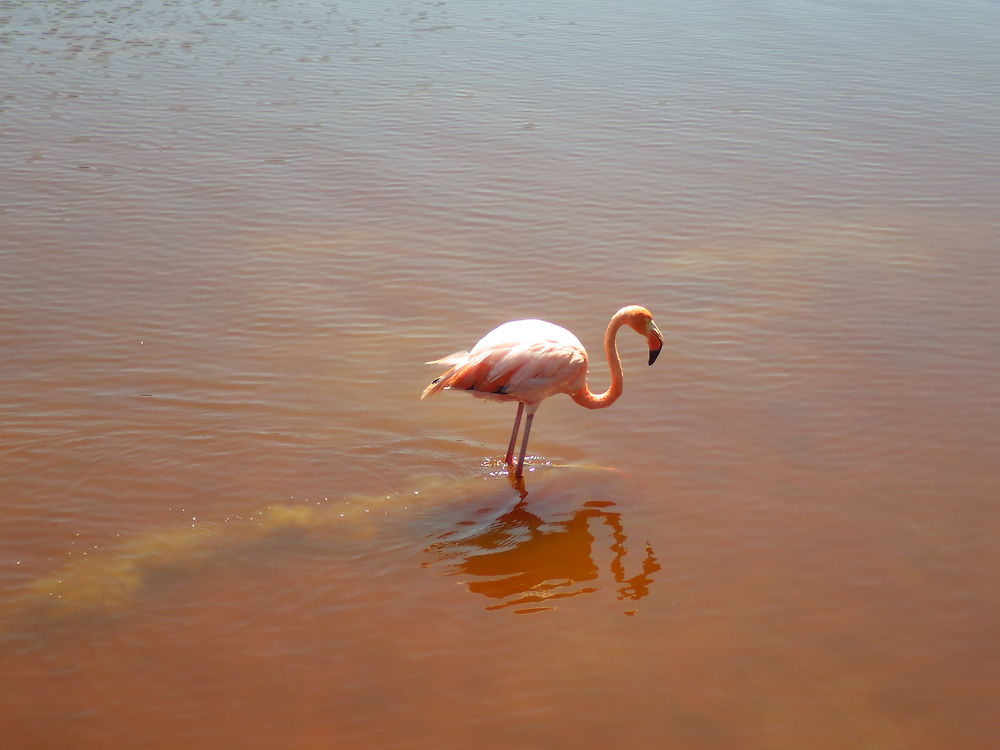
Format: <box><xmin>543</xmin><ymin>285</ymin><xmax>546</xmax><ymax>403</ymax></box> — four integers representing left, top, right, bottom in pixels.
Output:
<box><xmin>425</xmin><ymin>495</ymin><xmax>660</xmax><ymax>615</ymax></box>
<box><xmin>1</xmin><ymin>469</ymin><xmax>655</xmax><ymax>629</ymax></box>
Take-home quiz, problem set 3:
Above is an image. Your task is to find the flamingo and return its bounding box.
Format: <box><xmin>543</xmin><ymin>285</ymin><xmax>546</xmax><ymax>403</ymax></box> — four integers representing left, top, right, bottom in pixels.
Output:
<box><xmin>421</xmin><ymin>305</ymin><xmax>663</xmax><ymax>479</ymax></box>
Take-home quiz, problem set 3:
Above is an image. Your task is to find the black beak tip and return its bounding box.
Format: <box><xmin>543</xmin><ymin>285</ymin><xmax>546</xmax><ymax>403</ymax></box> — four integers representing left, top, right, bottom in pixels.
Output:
<box><xmin>648</xmin><ymin>347</ymin><xmax>662</xmax><ymax>366</ymax></box>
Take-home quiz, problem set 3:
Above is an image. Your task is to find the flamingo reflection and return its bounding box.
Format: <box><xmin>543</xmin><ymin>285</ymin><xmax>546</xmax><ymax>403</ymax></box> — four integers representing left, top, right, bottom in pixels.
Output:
<box><xmin>424</xmin><ymin>498</ymin><xmax>660</xmax><ymax>614</ymax></box>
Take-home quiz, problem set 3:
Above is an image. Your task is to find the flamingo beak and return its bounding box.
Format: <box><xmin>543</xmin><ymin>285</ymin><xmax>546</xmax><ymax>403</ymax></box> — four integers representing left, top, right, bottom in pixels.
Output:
<box><xmin>647</xmin><ymin>326</ymin><xmax>664</xmax><ymax>366</ymax></box>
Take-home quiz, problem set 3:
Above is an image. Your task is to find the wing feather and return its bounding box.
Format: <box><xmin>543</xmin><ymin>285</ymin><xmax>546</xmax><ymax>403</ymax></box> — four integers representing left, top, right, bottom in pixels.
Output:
<box><xmin>422</xmin><ymin>319</ymin><xmax>587</xmax><ymax>403</ymax></box>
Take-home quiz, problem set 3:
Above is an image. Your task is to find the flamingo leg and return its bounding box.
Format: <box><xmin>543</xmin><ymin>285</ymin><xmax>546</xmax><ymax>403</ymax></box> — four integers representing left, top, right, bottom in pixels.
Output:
<box><xmin>504</xmin><ymin>402</ymin><xmax>525</xmax><ymax>466</ymax></box>
<box><xmin>514</xmin><ymin>410</ymin><xmax>535</xmax><ymax>479</ymax></box>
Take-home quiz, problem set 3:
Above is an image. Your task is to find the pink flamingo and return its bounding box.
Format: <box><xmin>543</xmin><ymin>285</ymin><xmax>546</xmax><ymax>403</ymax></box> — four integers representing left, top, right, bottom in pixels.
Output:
<box><xmin>422</xmin><ymin>305</ymin><xmax>663</xmax><ymax>479</ymax></box>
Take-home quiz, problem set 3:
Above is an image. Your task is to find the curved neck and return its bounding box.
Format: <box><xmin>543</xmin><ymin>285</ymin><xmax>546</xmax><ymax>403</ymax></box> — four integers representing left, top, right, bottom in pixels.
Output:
<box><xmin>571</xmin><ymin>313</ymin><xmax>627</xmax><ymax>410</ymax></box>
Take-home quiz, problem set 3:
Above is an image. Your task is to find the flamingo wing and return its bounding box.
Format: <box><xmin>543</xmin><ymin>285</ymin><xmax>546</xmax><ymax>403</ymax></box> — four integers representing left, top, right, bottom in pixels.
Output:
<box><xmin>422</xmin><ymin>319</ymin><xmax>587</xmax><ymax>404</ymax></box>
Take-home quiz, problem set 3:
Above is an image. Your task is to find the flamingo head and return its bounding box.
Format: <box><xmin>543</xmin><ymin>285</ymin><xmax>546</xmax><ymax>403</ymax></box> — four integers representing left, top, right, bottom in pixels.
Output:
<box><xmin>619</xmin><ymin>306</ymin><xmax>664</xmax><ymax>366</ymax></box>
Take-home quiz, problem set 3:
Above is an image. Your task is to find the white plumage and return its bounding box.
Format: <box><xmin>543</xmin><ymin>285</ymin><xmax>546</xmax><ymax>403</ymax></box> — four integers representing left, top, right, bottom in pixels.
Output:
<box><xmin>426</xmin><ymin>319</ymin><xmax>588</xmax><ymax>406</ymax></box>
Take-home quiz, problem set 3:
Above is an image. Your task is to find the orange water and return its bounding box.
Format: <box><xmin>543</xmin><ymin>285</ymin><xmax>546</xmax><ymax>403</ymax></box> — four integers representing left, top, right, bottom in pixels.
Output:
<box><xmin>2</xmin><ymin>1</ymin><xmax>998</xmax><ymax>748</ymax></box>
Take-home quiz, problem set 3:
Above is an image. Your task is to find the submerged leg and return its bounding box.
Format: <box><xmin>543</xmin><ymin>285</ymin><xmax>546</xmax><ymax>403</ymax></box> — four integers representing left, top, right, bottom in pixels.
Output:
<box><xmin>514</xmin><ymin>409</ymin><xmax>535</xmax><ymax>479</ymax></box>
<box><xmin>504</xmin><ymin>402</ymin><xmax>525</xmax><ymax>466</ymax></box>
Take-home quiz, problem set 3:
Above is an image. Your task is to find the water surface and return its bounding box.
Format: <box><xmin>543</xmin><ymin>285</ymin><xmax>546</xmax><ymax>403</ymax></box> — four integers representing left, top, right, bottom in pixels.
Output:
<box><xmin>2</xmin><ymin>1</ymin><xmax>998</xmax><ymax>748</ymax></box>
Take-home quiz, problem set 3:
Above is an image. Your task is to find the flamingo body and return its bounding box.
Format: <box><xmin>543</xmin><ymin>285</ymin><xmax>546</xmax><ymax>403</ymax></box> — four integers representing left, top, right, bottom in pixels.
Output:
<box><xmin>422</xmin><ymin>319</ymin><xmax>588</xmax><ymax>408</ymax></box>
<box><xmin>422</xmin><ymin>305</ymin><xmax>663</xmax><ymax>479</ymax></box>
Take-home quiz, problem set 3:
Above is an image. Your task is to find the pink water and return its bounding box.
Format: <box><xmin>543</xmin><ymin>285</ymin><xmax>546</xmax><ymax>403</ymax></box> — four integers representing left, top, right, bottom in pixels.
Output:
<box><xmin>2</xmin><ymin>1</ymin><xmax>998</xmax><ymax>747</ymax></box>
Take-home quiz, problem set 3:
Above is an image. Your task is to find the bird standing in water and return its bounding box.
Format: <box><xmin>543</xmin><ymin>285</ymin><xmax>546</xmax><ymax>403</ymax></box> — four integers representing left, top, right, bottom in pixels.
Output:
<box><xmin>421</xmin><ymin>305</ymin><xmax>663</xmax><ymax>479</ymax></box>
